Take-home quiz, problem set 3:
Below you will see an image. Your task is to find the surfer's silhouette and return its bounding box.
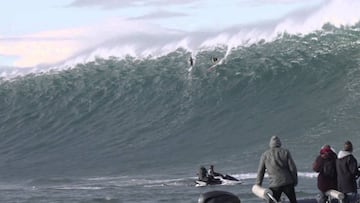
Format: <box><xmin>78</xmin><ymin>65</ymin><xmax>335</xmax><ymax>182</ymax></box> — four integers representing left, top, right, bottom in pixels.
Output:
<box><xmin>189</xmin><ymin>57</ymin><xmax>194</xmax><ymax>66</ymax></box>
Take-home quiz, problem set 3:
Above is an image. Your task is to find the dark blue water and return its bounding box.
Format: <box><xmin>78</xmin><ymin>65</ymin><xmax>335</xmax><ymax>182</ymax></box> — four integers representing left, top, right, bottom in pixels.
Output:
<box><xmin>0</xmin><ymin>23</ymin><xmax>359</xmax><ymax>202</ymax></box>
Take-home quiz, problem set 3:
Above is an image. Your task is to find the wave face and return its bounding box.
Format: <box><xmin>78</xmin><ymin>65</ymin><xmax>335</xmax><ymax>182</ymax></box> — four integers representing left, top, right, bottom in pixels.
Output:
<box><xmin>1</xmin><ymin>23</ymin><xmax>360</xmax><ymax>179</ymax></box>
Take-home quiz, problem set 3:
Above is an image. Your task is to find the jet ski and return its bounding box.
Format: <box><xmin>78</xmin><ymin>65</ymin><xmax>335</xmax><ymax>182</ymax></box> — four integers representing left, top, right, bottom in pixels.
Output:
<box><xmin>195</xmin><ymin>174</ymin><xmax>242</xmax><ymax>187</ymax></box>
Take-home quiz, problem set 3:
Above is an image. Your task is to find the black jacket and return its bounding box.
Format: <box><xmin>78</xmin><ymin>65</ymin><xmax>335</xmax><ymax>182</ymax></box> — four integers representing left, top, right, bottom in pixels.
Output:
<box><xmin>336</xmin><ymin>150</ymin><xmax>359</xmax><ymax>193</ymax></box>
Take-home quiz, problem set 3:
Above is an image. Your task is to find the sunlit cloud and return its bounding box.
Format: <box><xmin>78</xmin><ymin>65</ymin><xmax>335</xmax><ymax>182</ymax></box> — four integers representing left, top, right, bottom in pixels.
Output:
<box><xmin>69</xmin><ymin>0</ymin><xmax>195</xmax><ymax>9</ymax></box>
<box><xmin>0</xmin><ymin>28</ymin><xmax>87</xmax><ymax>67</ymax></box>
<box><xmin>259</xmin><ymin>0</ymin><xmax>320</xmax><ymax>3</ymax></box>
<box><xmin>129</xmin><ymin>10</ymin><xmax>187</xmax><ymax>20</ymax></box>
<box><xmin>0</xmin><ymin>17</ymin><xmax>173</xmax><ymax>67</ymax></box>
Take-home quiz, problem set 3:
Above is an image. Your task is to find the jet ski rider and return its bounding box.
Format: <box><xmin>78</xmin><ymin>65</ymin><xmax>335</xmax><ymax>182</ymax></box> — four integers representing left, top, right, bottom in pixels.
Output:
<box><xmin>208</xmin><ymin>165</ymin><xmax>225</xmax><ymax>178</ymax></box>
<box><xmin>198</xmin><ymin>166</ymin><xmax>220</xmax><ymax>183</ymax></box>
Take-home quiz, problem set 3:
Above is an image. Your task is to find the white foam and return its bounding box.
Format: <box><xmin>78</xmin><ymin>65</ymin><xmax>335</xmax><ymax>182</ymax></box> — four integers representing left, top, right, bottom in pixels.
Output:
<box><xmin>2</xmin><ymin>0</ymin><xmax>360</xmax><ymax>79</ymax></box>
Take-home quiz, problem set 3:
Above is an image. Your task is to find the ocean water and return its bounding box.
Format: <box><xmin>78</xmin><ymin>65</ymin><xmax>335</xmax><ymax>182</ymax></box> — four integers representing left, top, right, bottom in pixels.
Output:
<box><xmin>1</xmin><ymin>23</ymin><xmax>360</xmax><ymax>202</ymax></box>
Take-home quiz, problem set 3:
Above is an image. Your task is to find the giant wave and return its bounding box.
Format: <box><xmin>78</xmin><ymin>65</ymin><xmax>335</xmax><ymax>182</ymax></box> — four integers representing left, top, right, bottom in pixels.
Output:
<box><xmin>1</xmin><ymin>22</ymin><xmax>360</xmax><ymax>180</ymax></box>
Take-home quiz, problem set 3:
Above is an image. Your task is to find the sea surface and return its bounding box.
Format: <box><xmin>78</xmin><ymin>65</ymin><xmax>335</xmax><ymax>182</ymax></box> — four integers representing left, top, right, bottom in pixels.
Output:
<box><xmin>1</xmin><ymin>23</ymin><xmax>360</xmax><ymax>202</ymax></box>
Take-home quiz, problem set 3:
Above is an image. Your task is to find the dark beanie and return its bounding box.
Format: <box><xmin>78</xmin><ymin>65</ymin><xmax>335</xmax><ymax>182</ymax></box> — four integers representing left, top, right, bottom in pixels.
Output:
<box><xmin>344</xmin><ymin>140</ymin><xmax>353</xmax><ymax>152</ymax></box>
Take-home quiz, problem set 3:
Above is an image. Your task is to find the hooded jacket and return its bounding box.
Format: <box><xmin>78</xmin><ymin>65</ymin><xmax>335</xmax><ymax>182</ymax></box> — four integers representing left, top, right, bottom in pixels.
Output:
<box><xmin>312</xmin><ymin>146</ymin><xmax>337</xmax><ymax>192</ymax></box>
<box><xmin>336</xmin><ymin>150</ymin><xmax>359</xmax><ymax>193</ymax></box>
<box><xmin>256</xmin><ymin>136</ymin><xmax>298</xmax><ymax>188</ymax></box>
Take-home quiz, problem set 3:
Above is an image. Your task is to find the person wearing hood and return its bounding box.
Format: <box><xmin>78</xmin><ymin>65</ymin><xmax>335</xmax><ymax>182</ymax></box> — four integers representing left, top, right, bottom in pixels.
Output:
<box><xmin>312</xmin><ymin>144</ymin><xmax>337</xmax><ymax>203</ymax></box>
<box><xmin>198</xmin><ymin>166</ymin><xmax>210</xmax><ymax>182</ymax></box>
<box><xmin>336</xmin><ymin>140</ymin><xmax>360</xmax><ymax>203</ymax></box>
<box><xmin>255</xmin><ymin>136</ymin><xmax>298</xmax><ymax>203</ymax></box>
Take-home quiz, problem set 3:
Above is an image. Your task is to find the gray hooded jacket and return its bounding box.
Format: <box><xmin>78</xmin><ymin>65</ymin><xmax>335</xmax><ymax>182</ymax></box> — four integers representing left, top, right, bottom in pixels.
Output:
<box><xmin>255</xmin><ymin>136</ymin><xmax>298</xmax><ymax>188</ymax></box>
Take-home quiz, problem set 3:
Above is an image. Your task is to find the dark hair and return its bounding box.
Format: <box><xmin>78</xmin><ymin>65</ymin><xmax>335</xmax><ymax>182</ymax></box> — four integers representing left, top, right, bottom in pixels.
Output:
<box><xmin>344</xmin><ymin>140</ymin><xmax>353</xmax><ymax>152</ymax></box>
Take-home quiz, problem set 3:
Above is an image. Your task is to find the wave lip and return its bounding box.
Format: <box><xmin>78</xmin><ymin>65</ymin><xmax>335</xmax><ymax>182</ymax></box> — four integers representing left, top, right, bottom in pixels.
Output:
<box><xmin>54</xmin><ymin>0</ymin><xmax>360</xmax><ymax>70</ymax></box>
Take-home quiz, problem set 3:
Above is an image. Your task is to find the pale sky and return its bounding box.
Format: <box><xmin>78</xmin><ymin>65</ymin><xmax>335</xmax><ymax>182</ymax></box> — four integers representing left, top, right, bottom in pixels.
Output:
<box><xmin>0</xmin><ymin>0</ymin><xmax>358</xmax><ymax>68</ymax></box>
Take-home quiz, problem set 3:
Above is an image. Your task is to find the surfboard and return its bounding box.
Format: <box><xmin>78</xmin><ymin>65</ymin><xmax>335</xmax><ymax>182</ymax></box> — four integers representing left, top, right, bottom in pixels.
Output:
<box><xmin>207</xmin><ymin>64</ymin><xmax>217</xmax><ymax>72</ymax></box>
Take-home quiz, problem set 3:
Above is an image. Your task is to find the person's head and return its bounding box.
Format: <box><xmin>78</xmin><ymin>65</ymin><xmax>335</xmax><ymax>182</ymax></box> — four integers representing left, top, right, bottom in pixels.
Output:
<box><xmin>269</xmin><ymin>135</ymin><xmax>281</xmax><ymax>148</ymax></box>
<box><xmin>344</xmin><ymin>140</ymin><xmax>353</xmax><ymax>152</ymax></box>
<box><xmin>320</xmin><ymin>144</ymin><xmax>331</xmax><ymax>154</ymax></box>
<box><xmin>210</xmin><ymin>165</ymin><xmax>214</xmax><ymax>170</ymax></box>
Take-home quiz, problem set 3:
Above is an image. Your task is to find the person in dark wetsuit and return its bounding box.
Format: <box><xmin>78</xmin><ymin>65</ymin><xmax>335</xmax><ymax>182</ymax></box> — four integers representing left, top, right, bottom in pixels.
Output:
<box><xmin>208</xmin><ymin>165</ymin><xmax>239</xmax><ymax>181</ymax></box>
<box><xmin>198</xmin><ymin>166</ymin><xmax>209</xmax><ymax>182</ymax></box>
<box><xmin>211</xmin><ymin>57</ymin><xmax>218</xmax><ymax>63</ymax></box>
<box><xmin>197</xmin><ymin>166</ymin><xmax>221</xmax><ymax>185</ymax></box>
<box><xmin>208</xmin><ymin>165</ymin><xmax>224</xmax><ymax>178</ymax></box>
<box><xmin>189</xmin><ymin>57</ymin><xmax>194</xmax><ymax>66</ymax></box>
